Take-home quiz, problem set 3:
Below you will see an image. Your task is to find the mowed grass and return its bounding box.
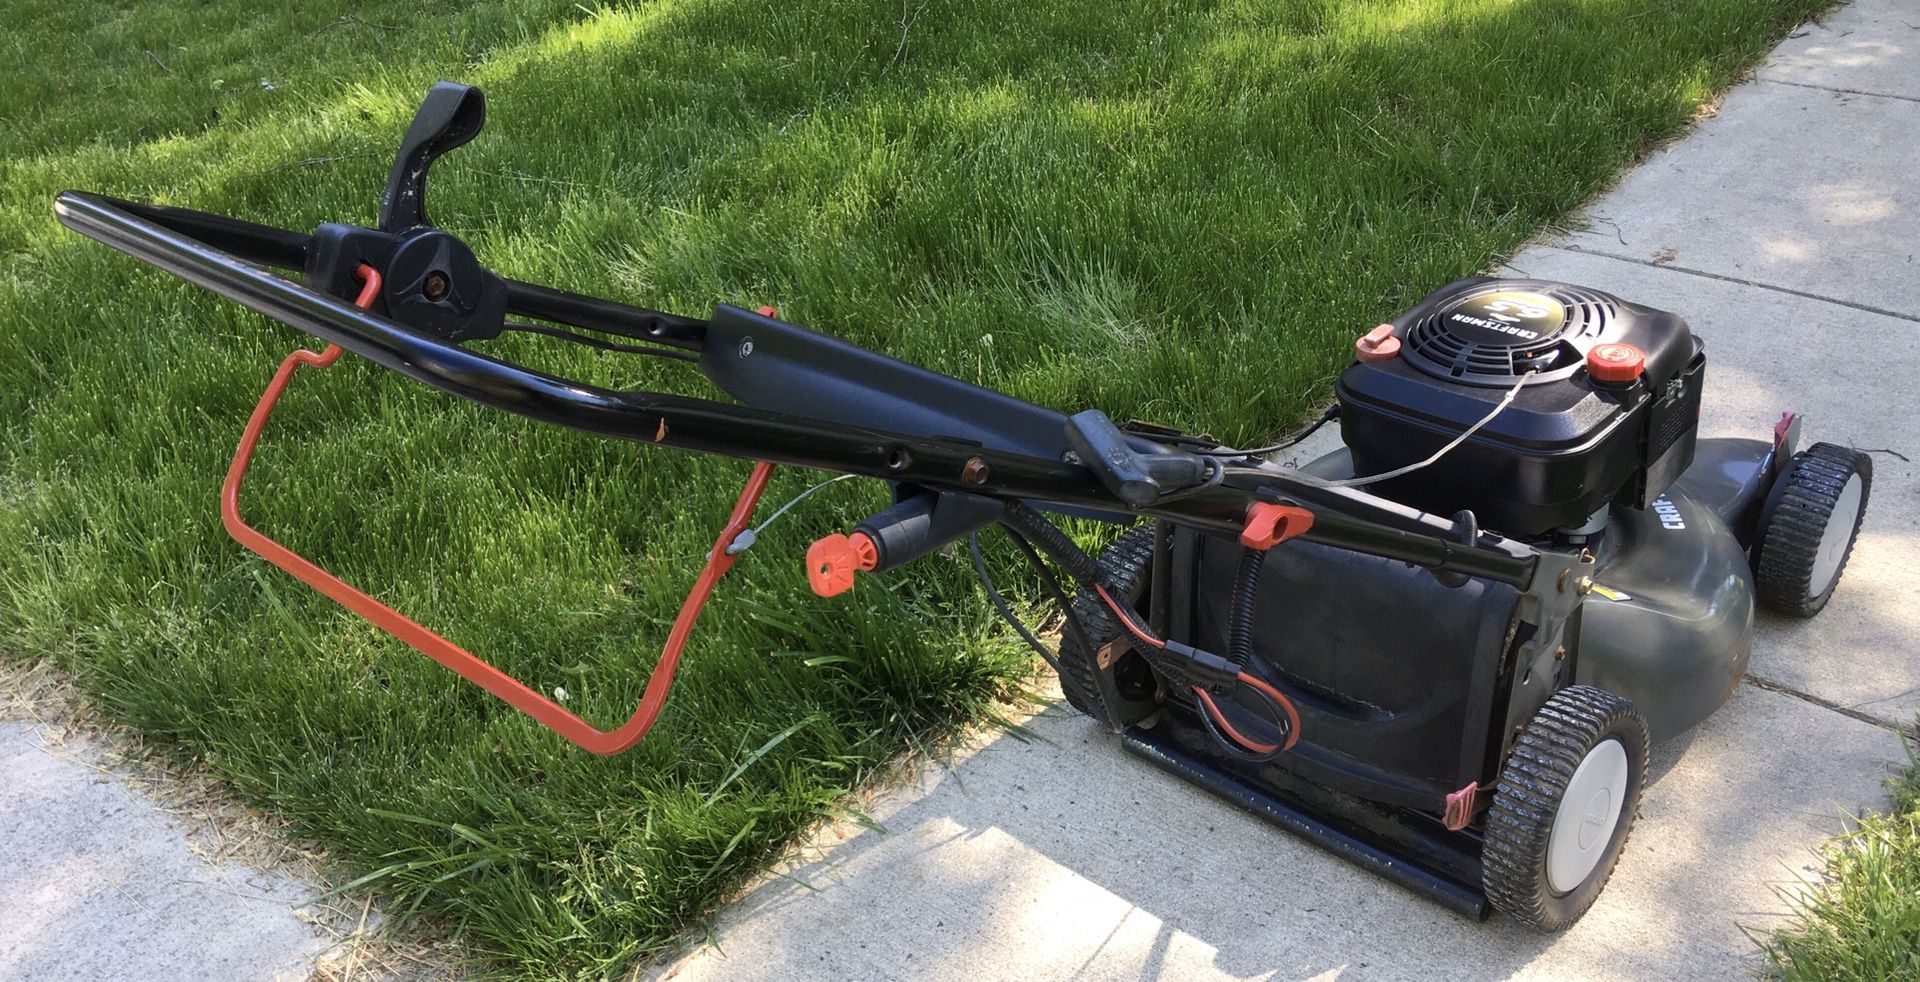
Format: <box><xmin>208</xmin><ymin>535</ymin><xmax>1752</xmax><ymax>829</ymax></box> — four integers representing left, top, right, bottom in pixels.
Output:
<box><xmin>1</xmin><ymin>0</ymin><xmax>1827</xmax><ymax>975</ymax></box>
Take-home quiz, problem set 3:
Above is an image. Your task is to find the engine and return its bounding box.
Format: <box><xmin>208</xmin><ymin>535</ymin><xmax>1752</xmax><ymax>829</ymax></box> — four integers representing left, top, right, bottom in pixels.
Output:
<box><xmin>1333</xmin><ymin>278</ymin><xmax>1705</xmax><ymax>538</ymax></box>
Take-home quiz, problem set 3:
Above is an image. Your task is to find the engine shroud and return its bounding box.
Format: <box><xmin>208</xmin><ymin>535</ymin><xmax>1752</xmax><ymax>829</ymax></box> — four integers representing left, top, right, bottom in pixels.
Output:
<box><xmin>1334</xmin><ymin>278</ymin><xmax>1704</xmax><ymax>536</ymax></box>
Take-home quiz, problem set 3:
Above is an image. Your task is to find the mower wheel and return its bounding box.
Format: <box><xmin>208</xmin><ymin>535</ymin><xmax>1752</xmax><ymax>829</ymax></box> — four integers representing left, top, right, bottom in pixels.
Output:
<box><xmin>1751</xmin><ymin>442</ymin><xmax>1872</xmax><ymax>618</ymax></box>
<box><xmin>1483</xmin><ymin>685</ymin><xmax>1648</xmax><ymax>931</ymax></box>
<box><xmin>1057</xmin><ymin>525</ymin><xmax>1161</xmax><ymax>726</ymax></box>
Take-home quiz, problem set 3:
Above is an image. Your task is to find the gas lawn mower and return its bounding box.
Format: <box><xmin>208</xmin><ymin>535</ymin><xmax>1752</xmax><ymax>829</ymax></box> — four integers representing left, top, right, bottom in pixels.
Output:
<box><xmin>55</xmin><ymin>83</ymin><xmax>1873</xmax><ymax>930</ymax></box>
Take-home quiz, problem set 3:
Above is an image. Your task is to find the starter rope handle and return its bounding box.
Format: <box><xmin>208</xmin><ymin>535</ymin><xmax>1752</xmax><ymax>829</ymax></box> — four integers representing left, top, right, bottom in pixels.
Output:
<box><xmin>222</xmin><ymin>263</ymin><xmax>775</xmax><ymax>755</ymax></box>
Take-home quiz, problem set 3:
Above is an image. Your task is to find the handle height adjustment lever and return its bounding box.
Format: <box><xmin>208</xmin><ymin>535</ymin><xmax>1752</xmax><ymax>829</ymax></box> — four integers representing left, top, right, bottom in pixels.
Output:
<box><xmin>306</xmin><ymin>80</ymin><xmax>505</xmax><ymax>343</ymax></box>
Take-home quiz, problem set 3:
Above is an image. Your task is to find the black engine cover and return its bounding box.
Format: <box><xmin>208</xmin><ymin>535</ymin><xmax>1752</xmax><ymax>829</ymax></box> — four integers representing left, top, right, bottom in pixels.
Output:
<box><xmin>1335</xmin><ymin>278</ymin><xmax>1703</xmax><ymax>536</ymax></box>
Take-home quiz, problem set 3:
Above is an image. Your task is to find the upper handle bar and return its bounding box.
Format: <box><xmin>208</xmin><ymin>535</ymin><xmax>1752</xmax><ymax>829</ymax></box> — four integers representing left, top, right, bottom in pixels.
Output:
<box><xmin>52</xmin><ymin>188</ymin><xmax>1551</xmax><ymax>590</ymax></box>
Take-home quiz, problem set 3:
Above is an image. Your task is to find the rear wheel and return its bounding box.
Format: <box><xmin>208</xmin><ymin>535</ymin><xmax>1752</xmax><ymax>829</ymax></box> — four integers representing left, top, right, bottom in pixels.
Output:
<box><xmin>1751</xmin><ymin>442</ymin><xmax>1872</xmax><ymax>618</ymax></box>
<box><xmin>1483</xmin><ymin>685</ymin><xmax>1649</xmax><ymax>931</ymax></box>
<box><xmin>1056</xmin><ymin>525</ymin><xmax>1161</xmax><ymax>726</ymax></box>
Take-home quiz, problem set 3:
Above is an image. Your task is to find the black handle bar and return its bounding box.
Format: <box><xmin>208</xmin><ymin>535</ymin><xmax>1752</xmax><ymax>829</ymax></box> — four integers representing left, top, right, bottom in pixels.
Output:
<box><xmin>53</xmin><ymin>188</ymin><xmax>1551</xmax><ymax>590</ymax></box>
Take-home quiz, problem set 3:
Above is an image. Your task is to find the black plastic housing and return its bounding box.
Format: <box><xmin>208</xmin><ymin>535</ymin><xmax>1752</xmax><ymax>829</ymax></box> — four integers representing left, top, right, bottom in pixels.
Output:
<box><xmin>1335</xmin><ymin>278</ymin><xmax>1704</xmax><ymax>536</ymax></box>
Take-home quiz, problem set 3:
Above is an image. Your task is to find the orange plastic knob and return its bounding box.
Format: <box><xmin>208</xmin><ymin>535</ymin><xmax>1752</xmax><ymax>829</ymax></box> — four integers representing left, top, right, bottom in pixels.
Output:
<box><xmin>806</xmin><ymin>532</ymin><xmax>878</xmax><ymax>597</ymax></box>
<box><xmin>1356</xmin><ymin>323</ymin><xmax>1401</xmax><ymax>363</ymax></box>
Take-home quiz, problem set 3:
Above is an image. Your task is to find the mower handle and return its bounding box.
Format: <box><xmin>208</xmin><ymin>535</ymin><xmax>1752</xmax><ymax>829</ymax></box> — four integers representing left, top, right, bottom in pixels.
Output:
<box><xmin>54</xmin><ymin>75</ymin><xmax>1555</xmax><ymax>588</ymax></box>
<box><xmin>54</xmin><ymin>188</ymin><xmax>1564</xmax><ymax>590</ymax></box>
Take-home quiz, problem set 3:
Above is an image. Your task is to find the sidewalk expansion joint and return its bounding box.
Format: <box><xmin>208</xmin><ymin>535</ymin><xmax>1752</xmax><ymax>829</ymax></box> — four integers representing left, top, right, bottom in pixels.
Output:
<box><xmin>1546</xmin><ymin>244</ymin><xmax>1920</xmax><ymax>325</ymax></box>
<box><xmin>1757</xmin><ymin>76</ymin><xmax>1920</xmax><ymax>106</ymax></box>
<box><xmin>1743</xmin><ymin>673</ymin><xmax>1916</xmax><ymax>737</ymax></box>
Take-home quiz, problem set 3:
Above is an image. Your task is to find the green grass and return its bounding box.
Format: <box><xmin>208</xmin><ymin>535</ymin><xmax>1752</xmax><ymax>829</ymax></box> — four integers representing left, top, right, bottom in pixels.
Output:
<box><xmin>1764</xmin><ymin>736</ymin><xmax>1920</xmax><ymax>980</ymax></box>
<box><xmin>0</xmin><ymin>0</ymin><xmax>1828</xmax><ymax>976</ymax></box>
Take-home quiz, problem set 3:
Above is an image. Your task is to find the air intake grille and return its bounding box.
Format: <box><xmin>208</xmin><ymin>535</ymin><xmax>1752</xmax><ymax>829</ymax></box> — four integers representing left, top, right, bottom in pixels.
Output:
<box><xmin>1402</xmin><ymin>283</ymin><xmax>1619</xmax><ymax>387</ymax></box>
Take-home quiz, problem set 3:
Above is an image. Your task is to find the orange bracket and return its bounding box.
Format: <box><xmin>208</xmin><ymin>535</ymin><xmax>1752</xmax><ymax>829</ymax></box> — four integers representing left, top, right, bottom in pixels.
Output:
<box><xmin>1240</xmin><ymin>501</ymin><xmax>1315</xmax><ymax>551</ymax></box>
<box><xmin>222</xmin><ymin>263</ymin><xmax>775</xmax><ymax>755</ymax></box>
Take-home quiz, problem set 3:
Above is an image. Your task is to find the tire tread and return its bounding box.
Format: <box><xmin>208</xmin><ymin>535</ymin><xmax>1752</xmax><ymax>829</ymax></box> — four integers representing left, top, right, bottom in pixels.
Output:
<box><xmin>1056</xmin><ymin>526</ymin><xmax>1156</xmax><ymax>722</ymax></box>
<box><xmin>1483</xmin><ymin>685</ymin><xmax>1649</xmax><ymax>931</ymax></box>
<box><xmin>1752</xmin><ymin>442</ymin><xmax>1871</xmax><ymax>618</ymax></box>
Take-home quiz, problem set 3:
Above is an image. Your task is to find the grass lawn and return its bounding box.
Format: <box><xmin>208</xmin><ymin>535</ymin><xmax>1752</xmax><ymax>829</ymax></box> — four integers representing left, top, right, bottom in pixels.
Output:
<box><xmin>1</xmin><ymin>0</ymin><xmax>1830</xmax><ymax>975</ymax></box>
<box><xmin>1765</xmin><ymin>744</ymin><xmax>1920</xmax><ymax>980</ymax></box>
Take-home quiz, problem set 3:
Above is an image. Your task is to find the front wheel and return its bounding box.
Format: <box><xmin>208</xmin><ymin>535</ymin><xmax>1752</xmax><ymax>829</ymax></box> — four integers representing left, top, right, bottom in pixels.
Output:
<box><xmin>1751</xmin><ymin>442</ymin><xmax>1872</xmax><ymax>618</ymax></box>
<box><xmin>1482</xmin><ymin>685</ymin><xmax>1649</xmax><ymax>931</ymax></box>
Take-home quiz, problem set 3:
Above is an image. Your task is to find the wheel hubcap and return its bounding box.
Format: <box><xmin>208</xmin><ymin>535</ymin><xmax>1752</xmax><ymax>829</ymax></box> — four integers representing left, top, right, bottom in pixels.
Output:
<box><xmin>1546</xmin><ymin>738</ymin><xmax>1629</xmax><ymax>894</ymax></box>
<box><xmin>1810</xmin><ymin>473</ymin><xmax>1865</xmax><ymax>595</ymax></box>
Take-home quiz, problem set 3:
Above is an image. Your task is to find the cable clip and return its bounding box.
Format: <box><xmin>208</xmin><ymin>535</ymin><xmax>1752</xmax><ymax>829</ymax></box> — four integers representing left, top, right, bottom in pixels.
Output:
<box><xmin>1443</xmin><ymin>780</ymin><xmax>1488</xmax><ymax>831</ymax></box>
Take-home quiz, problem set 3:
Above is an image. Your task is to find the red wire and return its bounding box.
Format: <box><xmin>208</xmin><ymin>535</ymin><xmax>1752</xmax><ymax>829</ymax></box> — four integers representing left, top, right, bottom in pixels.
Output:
<box><xmin>1194</xmin><ymin>687</ymin><xmax>1280</xmax><ymax>753</ymax></box>
<box><xmin>1096</xmin><ymin>583</ymin><xmax>1159</xmax><ymax>647</ymax></box>
<box><xmin>1232</xmin><ymin>671</ymin><xmax>1302</xmax><ymax>751</ymax></box>
<box><xmin>223</xmin><ymin>263</ymin><xmax>771</xmax><ymax>755</ymax></box>
<box><xmin>1094</xmin><ymin>582</ymin><xmax>1300</xmax><ymax>753</ymax></box>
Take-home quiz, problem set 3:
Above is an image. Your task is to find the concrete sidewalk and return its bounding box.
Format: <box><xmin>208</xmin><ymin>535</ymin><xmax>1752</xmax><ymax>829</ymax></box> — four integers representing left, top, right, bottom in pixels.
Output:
<box><xmin>0</xmin><ymin>665</ymin><xmax>444</xmax><ymax>982</ymax></box>
<box><xmin>658</xmin><ymin>4</ymin><xmax>1917</xmax><ymax>979</ymax></box>
<box><xmin>0</xmin><ymin>721</ymin><xmax>334</xmax><ymax>981</ymax></box>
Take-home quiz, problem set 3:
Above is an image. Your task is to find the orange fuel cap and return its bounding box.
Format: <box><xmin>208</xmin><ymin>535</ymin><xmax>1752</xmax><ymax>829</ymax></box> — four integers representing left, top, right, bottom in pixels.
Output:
<box><xmin>757</xmin><ymin>305</ymin><xmax>780</xmax><ymax>318</ymax></box>
<box><xmin>1356</xmin><ymin>323</ymin><xmax>1400</xmax><ymax>363</ymax></box>
<box><xmin>1587</xmin><ymin>343</ymin><xmax>1645</xmax><ymax>383</ymax></box>
<box><xmin>806</xmin><ymin>532</ymin><xmax>878</xmax><ymax>597</ymax></box>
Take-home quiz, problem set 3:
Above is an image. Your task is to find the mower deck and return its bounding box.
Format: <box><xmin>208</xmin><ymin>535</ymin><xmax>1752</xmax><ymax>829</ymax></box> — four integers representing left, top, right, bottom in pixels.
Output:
<box><xmin>1124</xmin><ymin>714</ymin><xmax>1489</xmax><ymax>920</ymax></box>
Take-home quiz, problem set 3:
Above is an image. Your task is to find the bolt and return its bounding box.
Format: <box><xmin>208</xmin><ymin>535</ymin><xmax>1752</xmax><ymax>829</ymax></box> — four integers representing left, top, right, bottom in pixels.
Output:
<box><xmin>738</xmin><ymin>337</ymin><xmax>755</xmax><ymax>358</ymax></box>
<box><xmin>1575</xmin><ymin>576</ymin><xmax>1594</xmax><ymax>596</ymax></box>
<box><xmin>961</xmin><ymin>457</ymin><xmax>989</xmax><ymax>485</ymax></box>
<box><xmin>423</xmin><ymin>270</ymin><xmax>449</xmax><ymax>301</ymax></box>
<box><xmin>1555</xmin><ymin>645</ymin><xmax>1567</xmax><ymax>661</ymax></box>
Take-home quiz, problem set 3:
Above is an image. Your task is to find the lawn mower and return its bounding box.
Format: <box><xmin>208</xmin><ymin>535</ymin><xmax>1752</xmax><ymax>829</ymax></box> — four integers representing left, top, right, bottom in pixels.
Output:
<box><xmin>54</xmin><ymin>82</ymin><xmax>1873</xmax><ymax>930</ymax></box>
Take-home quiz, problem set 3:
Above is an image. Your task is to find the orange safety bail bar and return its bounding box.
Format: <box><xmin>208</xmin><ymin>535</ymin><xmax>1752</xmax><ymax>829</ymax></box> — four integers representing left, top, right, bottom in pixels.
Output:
<box><xmin>221</xmin><ymin>263</ymin><xmax>774</xmax><ymax>755</ymax></box>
